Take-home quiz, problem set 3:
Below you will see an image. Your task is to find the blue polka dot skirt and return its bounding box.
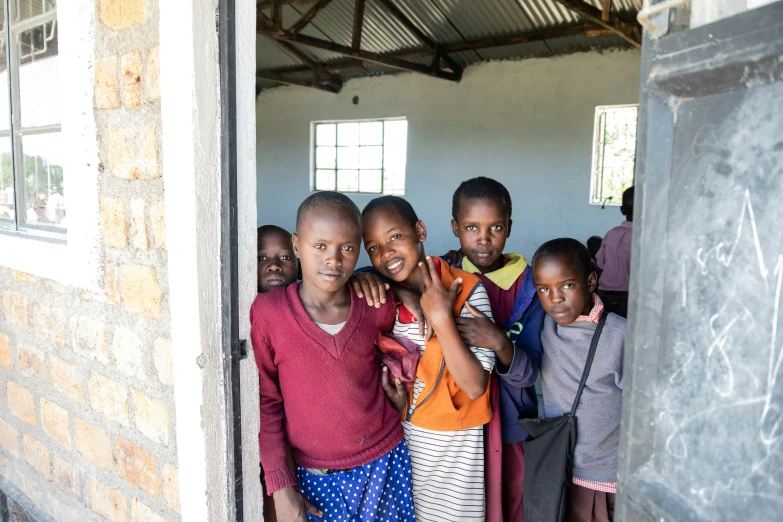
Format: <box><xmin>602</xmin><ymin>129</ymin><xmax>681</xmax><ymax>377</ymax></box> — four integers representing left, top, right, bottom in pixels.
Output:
<box><xmin>297</xmin><ymin>440</ymin><xmax>416</xmax><ymax>522</ymax></box>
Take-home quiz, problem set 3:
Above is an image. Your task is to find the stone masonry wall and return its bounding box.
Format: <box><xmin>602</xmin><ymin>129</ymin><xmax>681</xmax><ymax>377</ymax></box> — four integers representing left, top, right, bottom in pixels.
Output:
<box><xmin>0</xmin><ymin>1</ymin><xmax>180</xmax><ymax>521</ymax></box>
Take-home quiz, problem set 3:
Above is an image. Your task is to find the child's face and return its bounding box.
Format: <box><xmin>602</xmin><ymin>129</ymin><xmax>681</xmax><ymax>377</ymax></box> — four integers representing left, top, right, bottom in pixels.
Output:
<box><xmin>363</xmin><ymin>206</ymin><xmax>426</xmax><ymax>284</ymax></box>
<box><xmin>293</xmin><ymin>207</ymin><xmax>361</xmax><ymax>294</ymax></box>
<box><xmin>533</xmin><ymin>257</ymin><xmax>597</xmax><ymax>325</ymax></box>
<box><xmin>257</xmin><ymin>230</ymin><xmax>298</xmax><ymax>293</ymax></box>
<box><xmin>451</xmin><ymin>198</ymin><xmax>511</xmax><ymax>272</ymax></box>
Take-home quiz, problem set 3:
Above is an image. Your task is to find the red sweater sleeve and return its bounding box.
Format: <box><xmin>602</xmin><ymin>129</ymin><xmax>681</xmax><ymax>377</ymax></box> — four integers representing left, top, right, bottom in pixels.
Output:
<box><xmin>250</xmin><ymin>305</ymin><xmax>297</xmax><ymax>494</ymax></box>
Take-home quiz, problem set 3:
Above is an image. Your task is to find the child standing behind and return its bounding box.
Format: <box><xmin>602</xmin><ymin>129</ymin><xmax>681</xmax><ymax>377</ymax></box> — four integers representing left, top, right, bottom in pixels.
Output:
<box><xmin>257</xmin><ymin>225</ymin><xmax>298</xmax><ymax>293</ymax></box>
<box><xmin>362</xmin><ymin>196</ymin><xmax>495</xmax><ymax>522</ymax></box>
<box><xmin>531</xmin><ymin>239</ymin><xmax>626</xmax><ymax>522</ymax></box>
<box><xmin>447</xmin><ymin>177</ymin><xmax>545</xmax><ymax>522</ymax></box>
<box><xmin>256</xmin><ymin>225</ymin><xmax>299</xmax><ymax>522</ymax></box>
<box><xmin>595</xmin><ymin>186</ymin><xmax>634</xmax><ymax>318</ymax></box>
<box><xmin>251</xmin><ymin>192</ymin><xmax>415</xmax><ymax>522</ymax></box>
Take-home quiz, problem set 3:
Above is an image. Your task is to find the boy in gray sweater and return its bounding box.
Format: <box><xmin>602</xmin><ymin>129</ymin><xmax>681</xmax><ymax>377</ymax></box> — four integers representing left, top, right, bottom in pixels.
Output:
<box><xmin>531</xmin><ymin>238</ymin><xmax>626</xmax><ymax>522</ymax></box>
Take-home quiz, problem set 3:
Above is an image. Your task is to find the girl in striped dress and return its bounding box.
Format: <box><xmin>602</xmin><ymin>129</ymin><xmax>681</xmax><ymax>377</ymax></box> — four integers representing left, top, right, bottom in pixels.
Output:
<box><xmin>362</xmin><ymin>196</ymin><xmax>495</xmax><ymax>522</ymax></box>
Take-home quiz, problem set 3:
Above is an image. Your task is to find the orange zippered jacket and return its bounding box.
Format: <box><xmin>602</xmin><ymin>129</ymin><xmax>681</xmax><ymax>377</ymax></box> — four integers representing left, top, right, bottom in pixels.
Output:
<box><xmin>403</xmin><ymin>261</ymin><xmax>493</xmax><ymax>431</ymax></box>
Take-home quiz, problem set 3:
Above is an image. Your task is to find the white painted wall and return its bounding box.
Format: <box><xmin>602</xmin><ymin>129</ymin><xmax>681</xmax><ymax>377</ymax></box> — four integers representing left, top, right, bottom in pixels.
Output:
<box><xmin>257</xmin><ymin>49</ymin><xmax>641</xmax><ymax>263</ymax></box>
<box><xmin>160</xmin><ymin>0</ymin><xmax>233</xmax><ymax>519</ymax></box>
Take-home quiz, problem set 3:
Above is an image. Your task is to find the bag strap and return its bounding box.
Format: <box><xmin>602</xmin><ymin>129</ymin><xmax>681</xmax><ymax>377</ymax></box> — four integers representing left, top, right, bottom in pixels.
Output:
<box><xmin>570</xmin><ymin>311</ymin><xmax>608</xmax><ymax>416</ymax></box>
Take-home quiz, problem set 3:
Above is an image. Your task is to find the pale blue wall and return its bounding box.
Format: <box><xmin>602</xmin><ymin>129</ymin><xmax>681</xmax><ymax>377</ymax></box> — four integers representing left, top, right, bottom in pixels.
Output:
<box><xmin>256</xmin><ymin>50</ymin><xmax>641</xmax><ymax>264</ymax></box>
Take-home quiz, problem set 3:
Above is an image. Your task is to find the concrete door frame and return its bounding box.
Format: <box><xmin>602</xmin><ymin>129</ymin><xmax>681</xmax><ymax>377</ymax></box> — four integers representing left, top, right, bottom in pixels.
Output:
<box><xmin>159</xmin><ymin>0</ymin><xmax>257</xmax><ymax>520</ymax></box>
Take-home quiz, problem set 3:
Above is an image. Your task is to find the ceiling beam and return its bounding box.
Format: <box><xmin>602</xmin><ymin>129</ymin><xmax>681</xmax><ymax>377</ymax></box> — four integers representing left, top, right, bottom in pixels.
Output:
<box><xmin>261</xmin><ymin>30</ymin><xmax>462</xmax><ymax>81</ymax></box>
<box><xmin>601</xmin><ymin>0</ymin><xmax>612</xmax><ymax>21</ymax></box>
<box><xmin>288</xmin><ymin>0</ymin><xmax>334</xmax><ymax>36</ymax></box>
<box><xmin>351</xmin><ymin>0</ymin><xmax>367</xmax><ymax>52</ymax></box>
<box><xmin>375</xmin><ymin>0</ymin><xmax>462</xmax><ymax>76</ymax></box>
<box><xmin>258</xmin><ymin>24</ymin><xmax>615</xmax><ymax>77</ymax></box>
<box><xmin>272</xmin><ymin>0</ymin><xmax>283</xmax><ymax>29</ymax></box>
<box><xmin>258</xmin><ymin>0</ymin><xmax>316</xmax><ymax>8</ymax></box>
<box><xmin>553</xmin><ymin>0</ymin><xmax>641</xmax><ymax>47</ymax></box>
<box><xmin>257</xmin><ymin>70</ymin><xmax>342</xmax><ymax>93</ymax></box>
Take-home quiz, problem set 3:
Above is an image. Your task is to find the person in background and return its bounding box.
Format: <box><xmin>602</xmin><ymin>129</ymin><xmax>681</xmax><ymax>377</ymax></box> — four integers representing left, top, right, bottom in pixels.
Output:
<box><xmin>444</xmin><ymin>177</ymin><xmax>544</xmax><ymax>522</ymax></box>
<box><xmin>251</xmin><ymin>192</ymin><xmax>415</xmax><ymax>522</ymax></box>
<box><xmin>362</xmin><ymin>195</ymin><xmax>495</xmax><ymax>522</ymax></box>
<box><xmin>587</xmin><ymin>235</ymin><xmax>603</xmax><ymax>279</ymax></box>
<box><xmin>532</xmin><ymin>238</ymin><xmax>625</xmax><ymax>522</ymax></box>
<box><xmin>595</xmin><ymin>186</ymin><xmax>634</xmax><ymax>318</ymax></box>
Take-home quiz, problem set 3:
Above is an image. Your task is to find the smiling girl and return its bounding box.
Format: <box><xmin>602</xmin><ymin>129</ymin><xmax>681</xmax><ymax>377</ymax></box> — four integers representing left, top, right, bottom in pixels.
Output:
<box><xmin>362</xmin><ymin>195</ymin><xmax>496</xmax><ymax>522</ymax></box>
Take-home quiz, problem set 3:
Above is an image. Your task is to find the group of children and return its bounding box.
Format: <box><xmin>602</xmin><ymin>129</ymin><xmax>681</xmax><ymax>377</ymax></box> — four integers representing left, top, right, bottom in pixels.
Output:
<box><xmin>250</xmin><ymin>177</ymin><xmax>629</xmax><ymax>522</ymax></box>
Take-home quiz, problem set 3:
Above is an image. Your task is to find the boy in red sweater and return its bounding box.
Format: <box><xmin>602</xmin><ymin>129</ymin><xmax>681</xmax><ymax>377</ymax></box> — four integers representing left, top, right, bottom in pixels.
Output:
<box><xmin>251</xmin><ymin>192</ymin><xmax>415</xmax><ymax>522</ymax></box>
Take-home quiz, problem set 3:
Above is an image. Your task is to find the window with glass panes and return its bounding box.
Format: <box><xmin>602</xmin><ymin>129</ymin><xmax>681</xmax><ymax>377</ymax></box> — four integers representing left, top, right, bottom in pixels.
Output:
<box><xmin>313</xmin><ymin>119</ymin><xmax>407</xmax><ymax>195</ymax></box>
<box><xmin>0</xmin><ymin>0</ymin><xmax>64</xmax><ymax>235</ymax></box>
<box><xmin>590</xmin><ymin>105</ymin><xmax>637</xmax><ymax>206</ymax></box>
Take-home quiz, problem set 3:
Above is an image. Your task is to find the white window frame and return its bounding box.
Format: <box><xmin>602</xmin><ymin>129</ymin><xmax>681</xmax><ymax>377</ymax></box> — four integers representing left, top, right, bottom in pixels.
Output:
<box><xmin>311</xmin><ymin>117</ymin><xmax>407</xmax><ymax>195</ymax></box>
<box><xmin>589</xmin><ymin>104</ymin><xmax>638</xmax><ymax>207</ymax></box>
<box><xmin>0</xmin><ymin>0</ymin><xmax>100</xmax><ymax>290</ymax></box>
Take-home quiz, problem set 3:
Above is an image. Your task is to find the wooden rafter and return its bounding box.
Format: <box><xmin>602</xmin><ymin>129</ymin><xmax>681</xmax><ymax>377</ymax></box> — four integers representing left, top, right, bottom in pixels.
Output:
<box><xmin>272</xmin><ymin>0</ymin><xmax>283</xmax><ymax>29</ymax></box>
<box><xmin>553</xmin><ymin>0</ymin><xmax>641</xmax><ymax>47</ymax></box>
<box><xmin>375</xmin><ymin>0</ymin><xmax>462</xmax><ymax>75</ymax></box>
<box><xmin>288</xmin><ymin>0</ymin><xmax>334</xmax><ymax>36</ymax></box>
<box><xmin>351</xmin><ymin>0</ymin><xmax>367</xmax><ymax>52</ymax></box>
<box><xmin>276</xmin><ymin>40</ymin><xmax>319</xmax><ymax>69</ymax></box>
<box><xmin>259</xmin><ymin>24</ymin><xmax>614</xmax><ymax>78</ymax></box>
<box><xmin>259</xmin><ymin>28</ymin><xmax>462</xmax><ymax>81</ymax></box>
<box><xmin>259</xmin><ymin>0</ymin><xmax>315</xmax><ymax>8</ymax></box>
<box><xmin>257</xmin><ymin>70</ymin><xmax>342</xmax><ymax>93</ymax></box>
<box><xmin>601</xmin><ymin>0</ymin><xmax>612</xmax><ymax>21</ymax></box>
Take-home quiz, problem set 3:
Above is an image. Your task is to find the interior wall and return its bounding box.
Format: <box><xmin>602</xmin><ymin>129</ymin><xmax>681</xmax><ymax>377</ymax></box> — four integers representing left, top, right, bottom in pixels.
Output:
<box><xmin>257</xmin><ymin>49</ymin><xmax>641</xmax><ymax>264</ymax></box>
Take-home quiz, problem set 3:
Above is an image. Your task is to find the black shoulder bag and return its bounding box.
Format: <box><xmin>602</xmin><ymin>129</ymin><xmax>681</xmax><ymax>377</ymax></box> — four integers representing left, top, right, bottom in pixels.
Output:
<box><xmin>519</xmin><ymin>311</ymin><xmax>608</xmax><ymax>522</ymax></box>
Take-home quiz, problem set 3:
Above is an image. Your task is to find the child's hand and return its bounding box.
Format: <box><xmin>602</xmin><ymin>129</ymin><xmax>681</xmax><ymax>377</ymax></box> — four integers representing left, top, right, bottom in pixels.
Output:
<box><xmin>419</xmin><ymin>256</ymin><xmax>463</xmax><ymax>327</ymax></box>
<box><xmin>444</xmin><ymin>249</ymin><xmax>465</xmax><ymax>267</ymax></box>
<box><xmin>349</xmin><ymin>273</ymin><xmax>389</xmax><ymax>308</ymax></box>
<box><xmin>273</xmin><ymin>486</ymin><xmax>322</xmax><ymax>521</ymax></box>
<box><xmin>394</xmin><ymin>285</ymin><xmax>434</xmax><ymax>342</ymax></box>
<box><xmin>456</xmin><ymin>303</ymin><xmax>514</xmax><ymax>366</ymax></box>
<box><xmin>381</xmin><ymin>365</ymin><xmax>408</xmax><ymax>412</ymax></box>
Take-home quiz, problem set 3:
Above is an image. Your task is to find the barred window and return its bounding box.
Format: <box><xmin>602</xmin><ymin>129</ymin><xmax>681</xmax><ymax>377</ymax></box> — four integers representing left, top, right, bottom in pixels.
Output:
<box><xmin>590</xmin><ymin>105</ymin><xmax>637</xmax><ymax>206</ymax></box>
<box><xmin>0</xmin><ymin>0</ymin><xmax>64</xmax><ymax>237</ymax></box>
<box><xmin>313</xmin><ymin>118</ymin><xmax>407</xmax><ymax>195</ymax></box>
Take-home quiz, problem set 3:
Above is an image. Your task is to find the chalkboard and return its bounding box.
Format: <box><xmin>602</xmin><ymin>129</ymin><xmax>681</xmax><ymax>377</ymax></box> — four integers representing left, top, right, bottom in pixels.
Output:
<box><xmin>618</xmin><ymin>4</ymin><xmax>783</xmax><ymax>521</ymax></box>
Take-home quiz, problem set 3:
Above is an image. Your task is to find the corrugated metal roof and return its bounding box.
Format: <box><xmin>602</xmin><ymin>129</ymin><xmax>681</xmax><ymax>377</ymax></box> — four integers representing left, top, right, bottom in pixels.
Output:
<box><xmin>258</xmin><ymin>0</ymin><xmax>639</xmax><ymax>87</ymax></box>
<box><xmin>428</xmin><ymin>0</ymin><xmax>536</xmax><ymax>38</ymax></box>
<box><xmin>515</xmin><ymin>0</ymin><xmax>581</xmax><ymax>28</ymax></box>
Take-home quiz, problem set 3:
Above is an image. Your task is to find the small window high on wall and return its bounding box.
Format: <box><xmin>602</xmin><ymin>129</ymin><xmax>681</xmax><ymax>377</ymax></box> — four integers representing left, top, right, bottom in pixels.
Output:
<box><xmin>313</xmin><ymin>118</ymin><xmax>408</xmax><ymax>195</ymax></box>
<box><xmin>590</xmin><ymin>105</ymin><xmax>638</xmax><ymax>206</ymax></box>
<box><xmin>0</xmin><ymin>0</ymin><xmax>64</xmax><ymax>237</ymax></box>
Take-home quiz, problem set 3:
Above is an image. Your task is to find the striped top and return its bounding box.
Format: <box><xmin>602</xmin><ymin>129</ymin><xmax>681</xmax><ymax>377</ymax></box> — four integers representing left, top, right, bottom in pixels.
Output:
<box><xmin>394</xmin><ymin>282</ymin><xmax>495</xmax><ymax>522</ymax></box>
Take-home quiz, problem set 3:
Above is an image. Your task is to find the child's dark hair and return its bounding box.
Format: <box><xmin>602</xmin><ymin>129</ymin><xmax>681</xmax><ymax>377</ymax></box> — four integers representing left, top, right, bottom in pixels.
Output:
<box><xmin>257</xmin><ymin>224</ymin><xmax>290</xmax><ymax>240</ymax></box>
<box><xmin>532</xmin><ymin>238</ymin><xmax>594</xmax><ymax>280</ymax></box>
<box><xmin>586</xmin><ymin>236</ymin><xmax>602</xmax><ymax>258</ymax></box>
<box><xmin>296</xmin><ymin>191</ymin><xmax>361</xmax><ymax>233</ymax></box>
<box><xmin>621</xmin><ymin>186</ymin><xmax>634</xmax><ymax>220</ymax></box>
<box><xmin>362</xmin><ymin>195</ymin><xmax>418</xmax><ymax>228</ymax></box>
<box><xmin>451</xmin><ymin>176</ymin><xmax>512</xmax><ymax>221</ymax></box>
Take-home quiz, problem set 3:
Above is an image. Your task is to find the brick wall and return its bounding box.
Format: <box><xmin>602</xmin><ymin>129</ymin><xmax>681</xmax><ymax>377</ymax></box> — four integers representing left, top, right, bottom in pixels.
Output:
<box><xmin>0</xmin><ymin>1</ymin><xmax>180</xmax><ymax>521</ymax></box>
